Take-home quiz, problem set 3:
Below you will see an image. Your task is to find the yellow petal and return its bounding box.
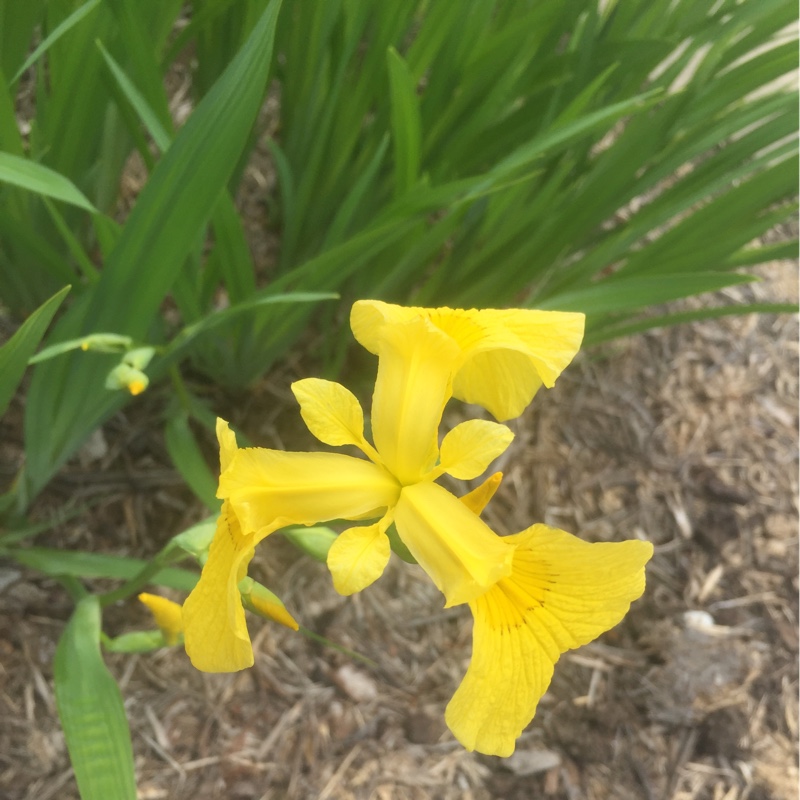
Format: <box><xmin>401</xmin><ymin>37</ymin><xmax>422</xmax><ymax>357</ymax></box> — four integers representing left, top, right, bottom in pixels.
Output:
<box><xmin>439</xmin><ymin>420</ymin><xmax>514</xmax><ymax>480</ymax></box>
<box><xmin>216</xmin><ymin>417</ymin><xmax>238</xmax><ymax>473</ymax></box>
<box><xmin>138</xmin><ymin>593</ymin><xmax>183</xmax><ymax>646</ymax></box>
<box><xmin>445</xmin><ymin>524</ymin><xmax>653</xmax><ymax>756</ymax></box>
<box><xmin>460</xmin><ymin>472</ymin><xmax>503</xmax><ymax>516</ymax></box>
<box><xmin>327</xmin><ymin>519</ymin><xmax>392</xmax><ymax>595</ymax></box>
<box><xmin>453</xmin><ymin>309</ymin><xmax>585</xmax><ymax>420</ymax></box>
<box><xmin>292</xmin><ymin>378</ymin><xmax>370</xmax><ymax>451</ymax></box>
<box><xmin>182</xmin><ymin>501</ymin><xmax>256</xmax><ymax>672</ymax></box>
<box><xmin>350</xmin><ymin>299</ymin><xmax>418</xmax><ymax>353</ymax></box>
<box><xmin>350</xmin><ymin>301</ymin><xmax>585</xmax><ymax>422</ymax></box>
<box><xmin>371</xmin><ymin>316</ymin><xmax>461</xmax><ymax>484</ymax></box>
<box><xmin>394</xmin><ymin>482</ymin><xmax>514</xmax><ymax>607</ymax></box>
<box><xmin>220</xmin><ymin>449</ymin><xmax>400</xmax><ymax>535</ymax></box>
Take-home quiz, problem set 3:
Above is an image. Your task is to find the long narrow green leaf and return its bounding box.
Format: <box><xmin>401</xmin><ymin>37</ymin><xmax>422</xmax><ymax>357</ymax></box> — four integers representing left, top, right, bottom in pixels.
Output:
<box><xmin>539</xmin><ymin>272</ymin><xmax>756</xmax><ymax>314</ymax></box>
<box><xmin>9</xmin><ymin>547</ymin><xmax>199</xmax><ymax>591</ymax></box>
<box><xmin>54</xmin><ymin>596</ymin><xmax>136</xmax><ymax>800</ymax></box>
<box><xmin>0</xmin><ymin>286</ymin><xmax>69</xmax><ymax>418</ymax></box>
<box><xmin>586</xmin><ymin>302</ymin><xmax>798</xmax><ymax>346</ymax></box>
<box><xmin>164</xmin><ymin>412</ymin><xmax>218</xmax><ymax>510</ymax></box>
<box><xmin>24</xmin><ymin>0</ymin><xmax>284</xmax><ymax>503</ymax></box>
<box><xmin>387</xmin><ymin>46</ymin><xmax>422</xmax><ymax>196</ymax></box>
<box><xmin>10</xmin><ymin>0</ymin><xmax>102</xmax><ymax>83</ymax></box>
<box><xmin>0</xmin><ymin>152</ymin><xmax>97</xmax><ymax>212</ymax></box>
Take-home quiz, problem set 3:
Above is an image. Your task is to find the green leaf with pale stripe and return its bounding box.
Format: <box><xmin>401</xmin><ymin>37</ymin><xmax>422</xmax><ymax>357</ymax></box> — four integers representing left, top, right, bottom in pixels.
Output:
<box><xmin>0</xmin><ymin>152</ymin><xmax>97</xmax><ymax>212</ymax></box>
<box><xmin>54</xmin><ymin>596</ymin><xmax>136</xmax><ymax>800</ymax></box>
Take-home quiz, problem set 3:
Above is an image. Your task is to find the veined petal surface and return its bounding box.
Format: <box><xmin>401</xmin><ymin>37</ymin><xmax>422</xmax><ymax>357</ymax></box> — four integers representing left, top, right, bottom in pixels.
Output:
<box><xmin>220</xmin><ymin>449</ymin><xmax>400</xmax><ymax>535</ymax></box>
<box><xmin>292</xmin><ymin>378</ymin><xmax>368</xmax><ymax>450</ymax></box>
<box><xmin>453</xmin><ymin>309</ymin><xmax>585</xmax><ymax>420</ymax></box>
<box><xmin>439</xmin><ymin>420</ymin><xmax>514</xmax><ymax>480</ymax></box>
<box><xmin>394</xmin><ymin>482</ymin><xmax>514</xmax><ymax>607</ymax></box>
<box><xmin>445</xmin><ymin>524</ymin><xmax>653</xmax><ymax>757</ymax></box>
<box><xmin>327</xmin><ymin>519</ymin><xmax>392</xmax><ymax>595</ymax></box>
<box><xmin>182</xmin><ymin>502</ymin><xmax>256</xmax><ymax>672</ymax></box>
<box><xmin>371</xmin><ymin>318</ymin><xmax>460</xmax><ymax>485</ymax></box>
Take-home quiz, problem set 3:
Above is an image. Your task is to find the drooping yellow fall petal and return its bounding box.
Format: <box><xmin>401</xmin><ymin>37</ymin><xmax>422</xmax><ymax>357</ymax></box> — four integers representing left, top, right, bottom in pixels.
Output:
<box><xmin>216</xmin><ymin>417</ymin><xmax>238</xmax><ymax>473</ymax></box>
<box><xmin>438</xmin><ymin>420</ymin><xmax>514</xmax><ymax>480</ymax></box>
<box><xmin>138</xmin><ymin>593</ymin><xmax>183</xmax><ymax>646</ymax></box>
<box><xmin>182</xmin><ymin>501</ymin><xmax>256</xmax><ymax>672</ymax></box>
<box><xmin>220</xmin><ymin>449</ymin><xmax>400</xmax><ymax>536</ymax></box>
<box><xmin>291</xmin><ymin>378</ymin><xmax>371</xmax><ymax>452</ymax></box>
<box><xmin>351</xmin><ymin>300</ymin><xmax>585</xmax><ymax>422</ymax></box>
<box><xmin>453</xmin><ymin>309</ymin><xmax>585</xmax><ymax>420</ymax></box>
<box><xmin>445</xmin><ymin>524</ymin><xmax>653</xmax><ymax>757</ymax></box>
<box><xmin>371</xmin><ymin>317</ymin><xmax>461</xmax><ymax>485</ymax></box>
<box><xmin>394</xmin><ymin>481</ymin><xmax>515</xmax><ymax>607</ymax></box>
<box><xmin>327</xmin><ymin>518</ymin><xmax>392</xmax><ymax>595</ymax></box>
<box><xmin>460</xmin><ymin>472</ymin><xmax>503</xmax><ymax>516</ymax></box>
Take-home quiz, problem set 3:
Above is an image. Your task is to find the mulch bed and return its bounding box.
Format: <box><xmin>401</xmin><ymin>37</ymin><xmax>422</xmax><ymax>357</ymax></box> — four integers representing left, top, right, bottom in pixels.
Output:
<box><xmin>1</xmin><ymin>255</ymin><xmax>796</xmax><ymax>800</ymax></box>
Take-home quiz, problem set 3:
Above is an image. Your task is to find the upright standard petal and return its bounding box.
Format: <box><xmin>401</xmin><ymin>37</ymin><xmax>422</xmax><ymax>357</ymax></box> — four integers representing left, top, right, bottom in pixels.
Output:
<box><xmin>327</xmin><ymin>517</ymin><xmax>392</xmax><ymax>595</ymax></box>
<box><xmin>371</xmin><ymin>317</ymin><xmax>461</xmax><ymax>485</ymax></box>
<box><xmin>394</xmin><ymin>482</ymin><xmax>514</xmax><ymax>607</ymax></box>
<box><xmin>182</xmin><ymin>501</ymin><xmax>256</xmax><ymax>672</ymax></box>
<box><xmin>445</xmin><ymin>524</ymin><xmax>653</xmax><ymax>757</ymax></box>
<box><xmin>292</xmin><ymin>378</ymin><xmax>372</xmax><ymax>452</ymax></box>
<box><xmin>220</xmin><ymin>449</ymin><xmax>400</xmax><ymax>535</ymax></box>
<box><xmin>438</xmin><ymin>419</ymin><xmax>514</xmax><ymax>480</ymax></box>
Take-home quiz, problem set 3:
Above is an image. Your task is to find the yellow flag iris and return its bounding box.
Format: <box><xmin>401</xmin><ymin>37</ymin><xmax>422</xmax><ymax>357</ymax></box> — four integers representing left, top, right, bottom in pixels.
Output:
<box><xmin>181</xmin><ymin>300</ymin><xmax>652</xmax><ymax>757</ymax></box>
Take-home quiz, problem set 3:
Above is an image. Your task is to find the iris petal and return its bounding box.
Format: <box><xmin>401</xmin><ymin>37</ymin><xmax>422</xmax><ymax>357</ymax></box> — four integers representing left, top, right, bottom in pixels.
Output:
<box><xmin>439</xmin><ymin>420</ymin><xmax>514</xmax><ymax>480</ymax></box>
<box><xmin>394</xmin><ymin>482</ymin><xmax>514</xmax><ymax>607</ymax></box>
<box><xmin>291</xmin><ymin>378</ymin><xmax>369</xmax><ymax>450</ymax></box>
<box><xmin>220</xmin><ymin>449</ymin><xmax>400</xmax><ymax>535</ymax></box>
<box><xmin>350</xmin><ymin>300</ymin><xmax>585</xmax><ymax>422</ymax></box>
<box><xmin>216</xmin><ymin>417</ymin><xmax>238</xmax><ymax>473</ymax></box>
<box><xmin>459</xmin><ymin>472</ymin><xmax>503</xmax><ymax>516</ymax></box>
<box><xmin>182</xmin><ymin>501</ymin><xmax>256</xmax><ymax>672</ymax></box>
<box><xmin>445</xmin><ymin>524</ymin><xmax>653</xmax><ymax>756</ymax></box>
<box><xmin>327</xmin><ymin>518</ymin><xmax>392</xmax><ymax>595</ymax></box>
<box><xmin>371</xmin><ymin>317</ymin><xmax>460</xmax><ymax>485</ymax></box>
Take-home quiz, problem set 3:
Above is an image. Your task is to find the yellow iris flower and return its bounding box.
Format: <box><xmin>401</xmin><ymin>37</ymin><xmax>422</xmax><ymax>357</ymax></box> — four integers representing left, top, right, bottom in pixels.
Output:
<box><xmin>181</xmin><ymin>300</ymin><xmax>652</xmax><ymax>756</ymax></box>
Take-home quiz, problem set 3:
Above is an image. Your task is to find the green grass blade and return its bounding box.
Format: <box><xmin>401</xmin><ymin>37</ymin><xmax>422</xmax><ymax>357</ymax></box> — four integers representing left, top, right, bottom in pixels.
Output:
<box><xmin>0</xmin><ymin>152</ymin><xmax>97</xmax><ymax>212</ymax></box>
<box><xmin>387</xmin><ymin>46</ymin><xmax>421</xmax><ymax>197</ymax></box>
<box><xmin>164</xmin><ymin>412</ymin><xmax>218</xmax><ymax>510</ymax></box>
<box><xmin>0</xmin><ymin>286</ymin><xmax>69</xmax><ymax>418</ymax></box>
<box><xmin>10</xmin><ymin>0</ymin><xmax>102</xmax><ymax>83</ymax></box>
<box><xmin>586</xmin><ymin>302</ymin><xmax>798</xmax><ymax>346</ymax></box>
<box><xmin>539</xmin><ymin>272</ymin><xmax>756</xmax><ymax>315</ymax></box>
<box><xmin>10</xmin><ymin>547</ymin><xmax>199</xmax><ymax>591</ymax></box>
<box><xmin>23</xmin><ymin>0</ymin><xmax>284</xmax><ymax>503</ymax></box>
<box><xmin>54</xmin><ymin>596</ymin><xmax>136</xmax><ymax>800</ymax></box>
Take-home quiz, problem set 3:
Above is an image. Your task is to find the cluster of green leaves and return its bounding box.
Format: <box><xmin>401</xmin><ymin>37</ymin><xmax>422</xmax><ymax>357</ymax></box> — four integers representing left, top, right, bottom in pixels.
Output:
<box><xmin>0</xmin><ymin>1</ymin><xmax>796</xmax><ymax>796</ymax></box>
<box><xmin>266</xmin><ymin>0</ymin><xmax>797</xmax><ymax>345</ymax></box>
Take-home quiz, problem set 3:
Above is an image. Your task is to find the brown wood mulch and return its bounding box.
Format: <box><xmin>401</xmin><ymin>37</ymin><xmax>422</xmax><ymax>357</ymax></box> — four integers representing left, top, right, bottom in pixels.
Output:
<box><xmin>0</xmin><ymin>256</ymin><xmax>797</xmax><ymax>800</ymax></box>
